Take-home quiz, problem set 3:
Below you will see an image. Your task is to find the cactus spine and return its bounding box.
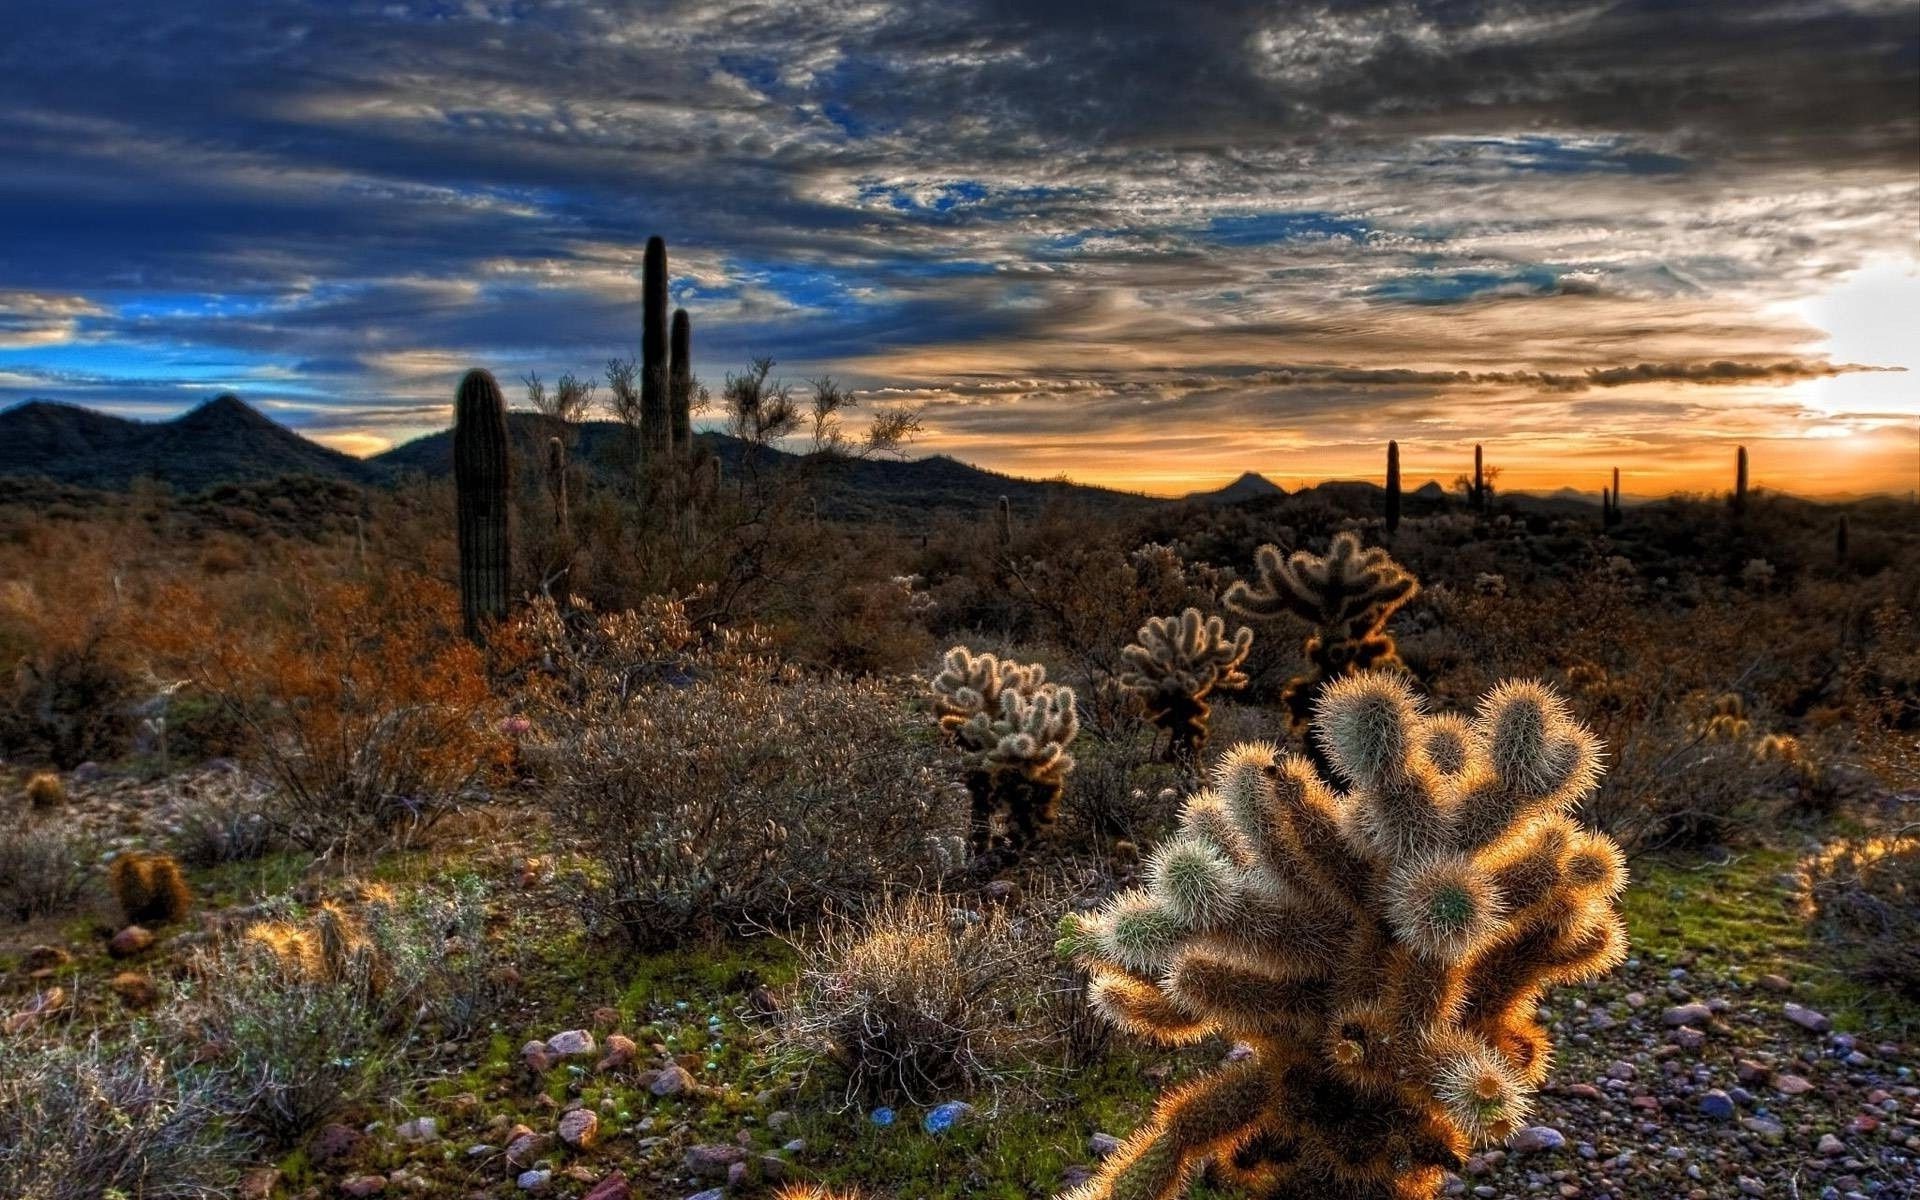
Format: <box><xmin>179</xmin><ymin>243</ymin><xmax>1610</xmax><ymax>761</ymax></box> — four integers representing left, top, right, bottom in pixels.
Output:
<box><xmin>1118</xmin><ymin>609</ymin><xmax>1254</xmax><ymax>764</ymax></box>
<box><xmin>454</xmin><ymin>368</ymin><xmax>512</xmax><ymax>641</ymax></box>
<box><xmin>1058</xmin><ymin>675</ymin><xmax>1627</xmax><ymax>1200</ymax></box>
<box><xmin>1224</xmin><ymin>531</ymin><xmax>1419</xmax><ymax>733</ymax></box>
<box><xmin>1385</xmin><ymin>441</ymin><xmax>1402</xmax><ymax>534</ymax></box>
<box><xmin>1733</xmin><ymin>445</ymin><xmax>1749</xmax><ymax>514</ymax></box>
<box><xmin>931</xmin><ymin>647</ymin><xmax>1079</xmax><ymax>862</ymax></box>
<box><xmin>670</xmin><ymin>307</ymin><xmax>693</xmax><ymax>460</ymax></box>
<box><xmin>641</xmin><ymin>235</ymin><xmax>671</xmax><ymax>467</ymax></box>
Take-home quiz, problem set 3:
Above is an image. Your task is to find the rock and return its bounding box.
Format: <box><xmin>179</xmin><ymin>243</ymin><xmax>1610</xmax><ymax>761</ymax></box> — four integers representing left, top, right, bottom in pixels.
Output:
<box><xmin>71</xmin><ymin>761</ymin><xmax>105</xmax><ymax>784</ymax></box>
<box><xmin>685</xmin><ymin>1191</ymin><xmax>725</xmax><ymax>1200</ymax></box>
<box><xmin>1783</xmin><ymin>1003</ymin><xmax>1831</xmax><ymax>1033</ymax></box>
<box><xmin>108</xmin><ymin>925</ymin><xmax>155</xmax><ymax>958</ymax></box>
<box><xmin>545</xmin><ymin>1029</ymin><xmax>596</xmax><ymax>1059</ymax></box>
<box><xmin>869</xmin><ymin>1106</ymin><xmax>895</xmax><ymax>1127</ymax></box>
<box><xmin>1817</xmin><ymin>1132</ymin><xmax>1846</xmax><ymax>1156</ymax></box>
<box><xmin>591</xmin><ymin>1006</ymin><xmax>622</xmax><ymax>1030</ymax></box>
<box><xmin>1508</xmin><ymin>1126</ymin><xmax>1566</xmax><ymax>1154</ymax></box>
<box><xmin>311</xmin><ymin>1123</ymin><xmax>366</xmax><ymax>1165</ymax></box>
<box><xmin>1742</xmin><ymin>1116</ymin><xmax>1786</xmax><ymax>1140</ymax></box>
<box><xmin>505</xmin><ymin>1131</ymin><xmax>550</xmax><ymax>1166</ymax></box>
<box><xmin>1606</xmin><ymin>1060</ymin><xmax>1637</xmax><ymax>1081</ymax></box>
<box><xmin>1758</xmin><ymin>973</ymin><xmax>1792</xmax><ymax>992</ymax></box>
<box><xmin>558</xmin><ymin>1108</ymin><xmax>599</xmax><ymax>1150</ymax></box>
<box><xmin>581</xmin><ymin>1174</ymin><xmax>631</xmax><ymax>1200</ymax></box>
<box><xmin>649</xmin><ymin>1065</ymin><xmax>695</xmax><ymax>1097</ymax></box>
<box><xmin>596</xmin><ymin>1034</ymin><xmax>637</xmax><ymax>1073</ymax></box>
<box><xmin>339</xmin><ymin>1178</ymin><xmax>386</xmax><ymax>1198</ymax></box>
<box><xmin>684</xmin><ymin>1144</ymin><xmax>746</xmax><ymax>1177</ymax></box>
<box><xmin>1773</xmin><ymin>1073</ymin><xmax>1814</xmax><ymax>1096</ymax></box>
<box><xmin>1699</xmin><ymin>1090</ymin><xmax>1735</xmax><ymax>1119</ymax></box>
<box><xmin>922</xmin><ymin>1101</ymin><xmax>973</xmax><ymax>1134</ymax></box>
<box><xmin>767</xmin><ymin>1110</ymin><xmax>793</xmax><ymax>1130</ymax></box>
<box><xmin>395</xmin><ymin>1116</ymin><xmax>438</xmax><ymax>1144</ymax></box>
<box><xmin>516</xmin><ymin>1169</ymin><xmax>551</xmax><ymax>1193</ymax></box>
<box><xmin>1090</xmin><ymin>1132</ymin><xmax>1122</xmax><ymax>1157</ymax></box>
<box><xmin>1662</xmin><ymin>1003</ymin><xmax>1712</xmax><ymax>1027</ymax></box>
<box><xmin>521</xmin><ymin>1040</ymin><xmax>555</xmax><ymax>1072</ymax></box>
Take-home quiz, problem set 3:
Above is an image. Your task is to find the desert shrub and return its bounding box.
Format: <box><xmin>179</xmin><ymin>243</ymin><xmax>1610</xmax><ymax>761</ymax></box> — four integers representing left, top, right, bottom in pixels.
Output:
<box><xmin>0</xmin><ymin>633</ymin><xmax>139</xmax><ymax>768</ymax></box>
<box><xmin>25</xmin><ymin>770</ymin><xmax>65</xmax><ymax>809</ymax></box>
<box><xmin>779</xmin><ymin>891</ymin><xmax>1056</xmax><ymax>1105</ymax></box>
<box><xmin>1804</xmin><ymin>834</ymin><xmax>1920</xmax><ymax>1004</ymax></box>
<box><xmin>109</xmin><ymin>850</ymin><xmax>194</xmax><ymax>927</ymax></box>
<box><xmin>166</xmin><ymin>878</ymin><xmax>499</xmax><ymax>1144</ymax></box>
<box><xmin>0</xmin><ymin>819</ymin><xmax>96</xmax><ymax>922</ymax></box>
<box><xmin>153</xmin><ymin>572</ymin><xmax>506</xmax><ymax>854</ymax></box>
<box><xmin>1059</xmin><ymin>736</ymin><xmax>1181</xmax><ymax>847</ymax></box>
<box><xmin>169</xmin><ymin>770</ymin><xmax>283</xmax><ymax>867</ymax></box>
<box><xmin>0</xmin><ymin>1033</ymin><xmax>250</xmax><ymax>1199</ymax></box>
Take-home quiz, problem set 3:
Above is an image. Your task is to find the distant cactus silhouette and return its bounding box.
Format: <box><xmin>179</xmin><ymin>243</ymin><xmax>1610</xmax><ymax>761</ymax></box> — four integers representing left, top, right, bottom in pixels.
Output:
<box><xmin>642</xmin><ymin>236</ymin><xmax>671</xmax><ymax>467</ymax></box>
<box><xmin>996</xmin><ymin>495</ymin><xmax>1012</xmax><ymax>547</ymax></box>
<box><xmin>670</xmin><ymin>307</ymin><xmax>693</xmax><ymax>462</ymax></box>
<box><xmin>109</xmin><ymin>850</ymin><xmax>193</xmax><ymax>927</ymax></box>
<box><xmin>1225</xmin><ymin>532</ymin><xmax>1419</xmax><ymax>732</ymax></box>
<box><xmin>931</xmin><ymin>647</ymin><xmax>1078</xmax><ymax>861</ymax></box>
<box><xmin>1472</xmin><ymin>444</ymin><xmax>1485</xmax><ymax>512</ymax></box>
<box><xmin>1058</xmin><ymin>675</ymin><xmax>1626</xmax><ymax>1200</ymax></box>
<box><xmin>1385</xmin><ymin>441</ymin><xmax>1402</xmax><ymax>534</ymax></box>
<box><xmin>1733</xmin><ymin>445</ymin><xmax>1749</xmax><ymax>515</ymax></box>
<box><xmin>454</xmin><ymin>368</ymin><xmax>512</xmax><ymax>641</ymax></box>
<box><xmin>1118</xmin><ymin>609</ymin><xmax>1253</xmax><ymax>764</ymax></box>
<box><xmin>546</xmin><ymin>436</ymin><xmax>570</xmax><ymax>538</ymax></box>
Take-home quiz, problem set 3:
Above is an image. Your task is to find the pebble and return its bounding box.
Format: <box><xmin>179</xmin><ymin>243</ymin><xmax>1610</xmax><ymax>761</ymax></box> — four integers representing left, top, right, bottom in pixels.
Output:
<box><xmin>1699</xmin><ymin>1090</ymin><xmax>1735</xmax><ymax>1119</ymax></box>
<box><xmin>516</xmin><ymin>1169</ymin><xmax>551</xmax><ymax>1193</ymax></box>
<box><xmin>1663</xmin><ymin>1003</ymin><xmax>1712</xmax><ymax>1027</ymax></box>
<box><xmin>545</xmin><ymin>1029</ymin><xmax>596</xmax><ymax>1058</ymax></box>
<box><xmin>1508</xmin><ymin>1126</ymin><xmax>1567</xmax><ymax>1153</ymax></box>
<box><xmin>558</xmin><ymin>1108</ymin><xmax>599</xmax><ymax>1150</ymax></box>
<box><xmin>1784</xmin><ymin>1003</ymin><xmax>1832</xmax><ymax>1034</ymax></box>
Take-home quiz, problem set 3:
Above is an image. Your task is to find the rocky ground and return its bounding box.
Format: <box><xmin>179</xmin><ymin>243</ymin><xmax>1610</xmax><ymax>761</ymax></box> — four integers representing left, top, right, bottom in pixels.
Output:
<box><xmin>5</xmin><ymin>766</ymin><xmax>1916</xmax><ymax>1200</ymax></box>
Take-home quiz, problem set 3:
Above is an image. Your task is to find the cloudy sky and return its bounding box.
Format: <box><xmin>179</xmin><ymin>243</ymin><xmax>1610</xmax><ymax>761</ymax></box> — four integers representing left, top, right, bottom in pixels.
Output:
<box><xmin>1</xmin><ymin>0</ymin><xmax>1915</xmax><ymax>496</ymax></box>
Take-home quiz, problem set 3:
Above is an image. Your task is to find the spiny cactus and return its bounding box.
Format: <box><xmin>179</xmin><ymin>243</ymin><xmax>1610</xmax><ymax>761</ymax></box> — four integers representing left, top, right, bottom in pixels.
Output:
<box><xmin>996</xmin><ymin>494</ymin><xmax>1013</xmax><ymax>547</ymax></box>
<box><xmin>671</xmin><ymin>307</ymin><xmax>693</xmax><ymax>461</ymax></box>
<box><xmin>109</xmin><ymin>850</ymin><xmax>194</xmax><ymax>927</ymax></box>
<box><xmin>1057</xmin><ymin>674</ymin><xmax>1627</xmax><ymax>1200</ymax></box>
<box><xmin>931</xmin><ymin>646</ymin><xmax>1079</xmax><ymax>860</ymax></box>
<box><xmin>454</xmin><ymin>368</ymin><xmax>512</xmax><ymax>642</ymax></box>
<box><xmin>1225</xmin><ymin>531</ymin><xmax>1419</xmax><ymax>733</ymax></box>
<box><xmin>1733</xmin><ymin>445</ymin><xmax>1749</xmax><ymax>515</ymax></box>
<box><xmin>25</xmin><ymin>771</ymin><xmax>64</xmax><ymax>810</ymax></box>
<box><xmin>1472</xmin><ymin>444</ymin><xmax>1485</xmax><ymax>512</ymax></box>
<box><xmin>1118</xmin><ymin>609</ymin><xmax>1253</xmax><ymax>764</ymax></box>
<box><xmin>642</xmin><ymin>235</ymin><xmax>672</xmax><ymax>467</ymax></box>
<box><xmin>1385</xmin><ymin>441</ymin><xmax>1401</xmax><ymax>534</ymax></box>
<box><xmin>243</xmin><ymin>898</ymin><xmax>391</xmax><ymax>990</ymax></box>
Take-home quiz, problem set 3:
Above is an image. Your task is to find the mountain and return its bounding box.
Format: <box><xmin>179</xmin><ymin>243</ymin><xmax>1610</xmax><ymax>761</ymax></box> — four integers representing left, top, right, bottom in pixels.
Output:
<box><xmin>0</xmin><ymin>396</ymin><xmax>387</xmax><ymax>492</ymax></box>
<box><xmin>1185</xmin><ymin>471</ymin><xmax>1286</xmax><ymax>504</ymax></box>
<box><xmin>1413</xmin><ymin>480</ymin><xmax>1446</xmax><ymax>501</ymax></box>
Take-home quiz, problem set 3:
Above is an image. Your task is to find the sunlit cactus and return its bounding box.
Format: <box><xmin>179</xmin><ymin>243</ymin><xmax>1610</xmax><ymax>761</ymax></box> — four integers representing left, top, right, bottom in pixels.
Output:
<box><xmin>932</xmin><ymin>646</ymin><xmax>1079</xmax><ymax>860</ymax></box>
<box><xmin>1058</xmin><ymin>674</ymin><xmax>1626</xmax><ymax>1200</ymax></box>
<box><xmin>1118</xmin><ymin>608</ymin><xmax>1253</xmax><ymax>764</ymax></box>
<box><xmin>1224</xmin><ymin>531</ymin><xmax>1419</xmax><ymax>734</ymax></box>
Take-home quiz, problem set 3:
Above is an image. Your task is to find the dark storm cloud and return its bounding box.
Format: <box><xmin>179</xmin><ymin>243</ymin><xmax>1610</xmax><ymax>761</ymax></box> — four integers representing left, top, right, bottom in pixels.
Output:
<box><xmin>0</xmin><ymin>0</ymin><xmax>1912</xmax><ymax>482</ymax></box>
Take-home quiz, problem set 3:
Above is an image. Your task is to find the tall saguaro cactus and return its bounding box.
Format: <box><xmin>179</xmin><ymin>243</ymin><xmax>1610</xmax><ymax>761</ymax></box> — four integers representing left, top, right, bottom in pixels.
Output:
<box><xmin>670</xmin><ymin>307</ymin><xmax>693</xmax><ymax>460</ymax></box>
<box><xmin>641</xmin><ymin>235</ymin><xmax>671</xmax><ymax>466</ymax></box>
<box><xmin>1058</xmin><ymin>675</ymin><xmax>1628</xmax><ymax>1200</ymax></box>
<box><xmin>546</xmin><ymin>436</ymin><xmax>570</xmax><ymax>538</ymax></box>
<box><xmin>454</xmin><ymin>368</ymin><xmax>512</xmax><ymax>641</ymax></box>
<box><xmin>1472</xmin><ymin>444</ymin><xmax>1485</xmax><ymax>512</ymax></box>
<box><xmin>1733</xmin><ymin>445</ymin><xmax>1749</xmax><ymax>515</ymax></box>
<box><xmin>1385</xmin><ymin>441</ymin><xmax>1402</xmax><ymax>533</ymax></box>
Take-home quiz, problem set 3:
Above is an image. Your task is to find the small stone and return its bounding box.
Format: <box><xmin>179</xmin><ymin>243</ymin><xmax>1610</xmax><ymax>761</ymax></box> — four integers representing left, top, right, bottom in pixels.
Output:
<box><xmin>595</xmin><ymin>1034</ymin><xmax>637</xmax><ymax>1073</ymax></box>
<box><xmin>521</xmin><ymin>1040</ymin><xmax>554</xmax><ymax>1072</ymax></box>
<box><xmin>1758</xmin><ymin>973</ymin><xmax>1792</xmax><ymax>992</ymax></box>
<box><xmin>1090</xmin><ymin>1132</ymin><xmax>1122</xmax><ymax>1157</ymax></box>
<box><xmin>1508</xmin><ymin>1126</ymin><xmax>1566</xmax><ymax>1154</ymax></box>
<box><xmin>1699</xmin><ymin>1090</ymin><xmax>1735</xmax><ymax>1120</ymax></box>
<box><xmin>1783</xmin><ymin>1003</ymin><xmax>1831</xmax><ymax>1033</ymax></box>
<box><xmin>395</xmin><ymin>1116</ymin><xmax>438</xmax><ymax>1144</ymax></box>
<box><xmin>591</xmin><ymin>1006</ymin><xmax>622</xmax><ymax>1030</ymax></box>
<box><xmin>1816</xmin><ymin>1133</ymin><xmax>1846</xmax><ymax>1156</ymax></box>
<box><xmin>1742</xmin><ymin>1116</ymin><xmax>1786</xmax><ymax>1140</ymax></box>
<box><xmin>581</xmin><ymin>1174</ymin><xmax>631</xmax><ymax>1200</ymax></box>
<box><xmin>504</xmin><ymin>1132</ymin><xmax>550</xmax><ymax>1166</ymax></box>
<box><xmin>1773</xmin><ymin>1073</ymin><xmax>1814</xmax><ymax>1096</ymax></box>
<box><xmin>1663</xmin><ymin>1003</ymin><xmax>1712</xmax><ymax>1027</ymax></box>
<box><xmin>650</xmin><ymin>1065</ymin><xmax>695</xmax><ymax>1097</ymax></box>
<box><xmin>516</xmin><ymin>1168</ymin><xmax>551</xmax><ymax>1192</ymax></box>
<box><xmin>558</xmin><ymin>1108</ymin><xmax>599</xmax><ymax>1150</ymax></box>
<box><xmin>546</xmin><ymin>1029</ymin><xmax>596</xmax><ymax>1058</ymax></box>
<box><xmin>340</xmin><ymin>1178</ymin><xmax>386</xmax><ymax>1198</ymax></box>
<box><xmin>684</xmin><ymin>1144</ymin><xmax>746</xmax><ymax>1177</ymax></box>
<box><xmin>108</xmin><ymin>925</ymin><xmax>155</xmax><ymax>958</ymax></box>
<box><xmin>311</xmin><ymin>1122</ymin><xmax>366</xmax><ymax>1164</ymax></box>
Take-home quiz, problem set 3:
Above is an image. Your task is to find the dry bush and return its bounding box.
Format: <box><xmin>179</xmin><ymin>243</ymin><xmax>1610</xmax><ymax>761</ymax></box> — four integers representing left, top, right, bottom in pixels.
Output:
<box><xmin>168</xmin><ymin>770</ymin><xmax>283</xmax><ymax>867</ymax></box>
<box><xmin>0</xmin><ymin>818</ymin><xmax>96</xmax><ymax>922</ymax></box>
<box><xmin>532</xmin><ymin>597</ymin><xmax>962</xmax><ymax>949</ymax></box>
<box><xmin>1804</xmin><ymin>833</ymin><xmax>1920</xmax><ymax>1003</ymax></box>
<box><xmin>152</xmin><ymin>572</ymin><xmax>506</xmax><ymax>854</ymax></box>
<box><xmin>0</xmin><ymin>1033</ymin><xmax>250</xmax><ymax>1199</ymax></box>
<box><xmin>779</xmin><ymin>891</ymin><xmax>1059</xmax><ymax>1106</ymax></box>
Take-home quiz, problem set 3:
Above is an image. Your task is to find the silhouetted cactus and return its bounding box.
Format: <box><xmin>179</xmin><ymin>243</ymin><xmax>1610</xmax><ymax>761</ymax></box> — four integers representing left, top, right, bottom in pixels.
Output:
<box><xmin>642</xmin><ymin>235</ymin><xmax>671</xmax><ymax>466</ymax></box>
<box><xmin>109</xmin><ymin>850</ymin><xmax>193</xmax><ymax>927</ymax></box>
<box><xmin>1733</xmin><ymin>445</ymin><xmax>1749</xmax><ymax>515</ymax></box>
<box><xmin>996</xmin><ymin>495</ymin><xmax>1012</xmax><ymax>547</ymax></box>
<box><xmin>1472</xmin><ymin>444</ymin><xmax>1485</xmax><ymax>512</ymax></box>
<box><xmin>1118</xmin><ymin>609</ymin><xmax>1253</xmax><ymax>764</ymax></box>
<box><xmin>1385</xmin><ymin>441</ymin><xmax>1401</xmax><ymax>534</ymax></box>
<box><xmin>454</xmin><ymin>368</ymin><xmax>512</xmax><ymax>641</ymax></box>
<box><xmin>1224</xmin><ymin>532</ymin><xmax>1419</xmax><ymax>733</ymax></box>
<box><xmin>1058</xmin><ymin>675</ymin><xmax>1626</xmax><ymax>1200</ymax></box>
<box><xmin>671</xmin><ymin>307</ymin><xmax>693</xmax><ymax>461</ymax></box>
<box><xmin>931</xmin><ymin>647</ymin><xmax>1078</xmax><ymax>861</ymax></box>
<box><xmin>546</xmin><ymin>436</ymin><xmax>570</xmax><ymax>538</ymax></box>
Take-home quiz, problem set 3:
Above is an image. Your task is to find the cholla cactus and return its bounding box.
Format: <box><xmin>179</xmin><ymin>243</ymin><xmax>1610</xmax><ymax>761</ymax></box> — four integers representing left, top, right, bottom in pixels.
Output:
<box><xmin>932</xmin><ymin>647</ymin><xmax>1079</xmax><ymax>860</ymax></box>
<box><xmin>1225</xmin><ymin>531</ymin><xmax>1419</xmax><ymax>731</ymax></box>
<box><xmin>1118</xmin><ymin>609</ymin><xmax>1253</xmax><ymax>764</ymax></box>
<box><xmin>1058</xmin><ymin>674</ymin><xmax>1627</xmax><ymax>1200</ymax></box>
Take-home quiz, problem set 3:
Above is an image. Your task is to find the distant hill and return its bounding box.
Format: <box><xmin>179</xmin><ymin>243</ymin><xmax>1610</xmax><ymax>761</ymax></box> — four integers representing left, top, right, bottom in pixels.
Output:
<box><xmin>0</xmin><ymin>396</ymin><xmax>386</xmax><ymax>492</ymax></box>
<box><xmin>1186</xmin><ymin>471</ymin><xmax>1286</xmax><ymax>504</ymax></box>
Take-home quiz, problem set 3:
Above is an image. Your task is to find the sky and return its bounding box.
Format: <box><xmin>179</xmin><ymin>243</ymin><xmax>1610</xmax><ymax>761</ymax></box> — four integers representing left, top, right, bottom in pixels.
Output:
<box><xmin>0</xmin><ymin>0</ymin><xmax>1916</xmax><ymax>497</ymax></box>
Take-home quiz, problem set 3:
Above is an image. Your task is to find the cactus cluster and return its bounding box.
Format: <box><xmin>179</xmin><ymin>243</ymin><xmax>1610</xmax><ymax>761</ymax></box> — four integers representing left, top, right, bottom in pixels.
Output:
<box><xmin>1225</xmin><ymin>532</ymin><xmax>1419</xmax><ymax>732</ymax></box>
<box><xmin>1058</xmin><ymin>674</ymin><xmax>1627</xmax><ymax>1200</ymax></box>
<box><xmin>109</xmin><ymin>850</ymin><xmax>193</xmax><ymax>927</ymax></box>
<box><xmin>1117</xmin><ymin>608</ymin><xmax>1253</xmax><ymax>764</ymax></box>
<box><xmin>931</xmin><ymin>647</ymin><xmax>1079</xmax><ymax>860</ymax></box>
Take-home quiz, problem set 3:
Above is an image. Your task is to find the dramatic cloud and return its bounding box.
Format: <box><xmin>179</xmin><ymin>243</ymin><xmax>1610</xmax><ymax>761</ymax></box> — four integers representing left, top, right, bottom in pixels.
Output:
<box><xmin>0</xmin><ymin>0</ymin><xmax>1914</xmax><ymax>493</ymax></box>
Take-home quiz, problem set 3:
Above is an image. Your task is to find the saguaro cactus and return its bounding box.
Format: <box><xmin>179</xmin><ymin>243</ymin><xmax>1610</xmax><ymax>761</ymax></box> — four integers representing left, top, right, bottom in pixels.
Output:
<box><xmin>997</xmin><ymin>495</ymin><xmax>1013</xmax><ymax>547</ymax></box>
<box><xmin>1057</xmin><ymin>674</ymin><xmax>1627</xmax><ymax>1200</ymax></box>
<box><xmin>1472</xmin><ymin>444</ymin><xmax>1485</xmax><ymax>512</ymax></box>
<box><xmin>641</xmin><ymin>236</ymin><xmax>671</xmax><ymax>466</ymax></box>
<box><xmin>931</xmin><ymin>647</ymin><xmax>1079</xmax><ymax>861</ymax></box>
<box><xmin>1224</xmin><ymin>532</ymin><xmax>1418</xmax><ymax>731</ymax></box>
<box><xmin>1385</xmin><ymin>441</ymin><xmax>1402</xmax><ymax>534</ymax></box>
<box><xmin>1118</xmin><ymin>609</ymin><xmax>1254</xmax><ymax>764</ymax></box>
<box><xmin>454</xmin><ymin>368</ymin><xmax>512</xmax><ymax>641</ymax></box>
<box><xmin>1733</xmin><ymin>445</ymin><xmax>1749</xmax><ymax>515</ymax></box>
<box><xmin>546</xmin><ymin>436</ymin><xmax>570</xmax><ymax>538</ymax></box>
<box><xmin>670</xmin><ymin>307</ymin><xmax>693</xmax><ymax>460</ymax></box>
